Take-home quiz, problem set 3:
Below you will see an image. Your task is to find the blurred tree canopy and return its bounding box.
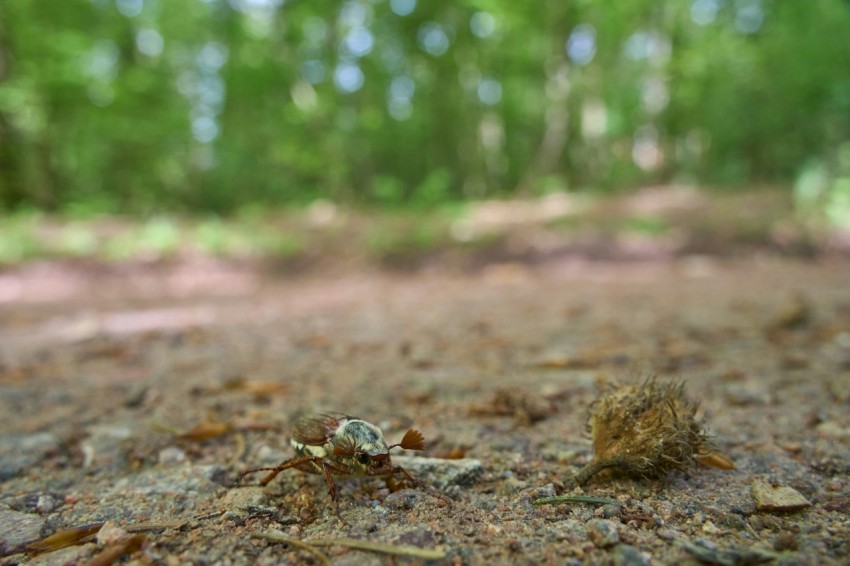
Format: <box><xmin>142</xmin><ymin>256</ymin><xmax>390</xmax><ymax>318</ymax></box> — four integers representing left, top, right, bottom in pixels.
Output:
<box><xmin>0</xmin><ymin>0</ymin><xmax>849</xmax><ymax>213</ymax></box>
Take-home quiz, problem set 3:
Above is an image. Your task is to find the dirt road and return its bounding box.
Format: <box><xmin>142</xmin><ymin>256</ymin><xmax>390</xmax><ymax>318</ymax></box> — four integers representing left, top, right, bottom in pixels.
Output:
<box><xmin>1</xmin><ymin>256</ymin><xmax>848</xmax><ymax>564</ymax></box>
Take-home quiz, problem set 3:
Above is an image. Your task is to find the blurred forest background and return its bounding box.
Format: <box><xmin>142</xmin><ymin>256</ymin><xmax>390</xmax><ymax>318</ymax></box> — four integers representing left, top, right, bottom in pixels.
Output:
<box><xmin>1</xmin><ymin>0</ymin><xmax>850</xmax><ymax>263</ymax></box>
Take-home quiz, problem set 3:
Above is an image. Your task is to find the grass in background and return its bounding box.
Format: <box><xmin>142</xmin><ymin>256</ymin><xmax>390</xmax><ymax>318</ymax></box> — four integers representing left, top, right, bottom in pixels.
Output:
<box><xmin>0</xmin><ymin>187</ymin><xmax>840</xmax><ymax>268</ymax></box>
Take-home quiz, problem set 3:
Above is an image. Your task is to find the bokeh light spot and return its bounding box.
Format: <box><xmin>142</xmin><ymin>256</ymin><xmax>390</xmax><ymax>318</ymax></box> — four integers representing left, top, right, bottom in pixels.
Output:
<box><xmin>477</xmin><ymin>77</ymin><xmax>502</xmax><ymax>106</ymax></box>
<box><xmin>418</xmin><ymin>22</ymin><xmax>450</xmax><ymax>56</ymax></box>
<box><xmin>136</xmin><ymin>28</ymin><xmax>164</xmax><ymax>57</ymax></box>
<box><xmin>566</xmin><ymin>24</ymin><xmax>596</xmax><ymax>66</ymax></box>
<box><xmin>390</xmin><ymin>0</ymin><xmax>415</xmax><ymax>17</ymax></box>
<box><xmin>470</xmin><ymin>12</ymin><xmax>496</xmax><ymax>39</ymax></box>
<box><xmin>334</xmin><ymin>62</ymin><xmax>365</xmax><ymax>93</ymax></box>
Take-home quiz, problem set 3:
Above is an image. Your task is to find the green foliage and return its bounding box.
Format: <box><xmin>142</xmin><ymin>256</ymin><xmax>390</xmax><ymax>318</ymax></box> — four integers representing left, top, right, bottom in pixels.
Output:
<box><xmin>0</xmin><ymin>0</ymin><xmax>848</xmax><ymax>213</ymax></box>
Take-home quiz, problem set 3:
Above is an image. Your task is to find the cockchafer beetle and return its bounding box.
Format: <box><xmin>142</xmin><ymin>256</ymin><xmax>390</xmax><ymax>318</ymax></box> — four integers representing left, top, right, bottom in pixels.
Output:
<box><xmin>234</xmin><ymin>413</ymin><xmax>450</xmax><ymax>515</ymax></box>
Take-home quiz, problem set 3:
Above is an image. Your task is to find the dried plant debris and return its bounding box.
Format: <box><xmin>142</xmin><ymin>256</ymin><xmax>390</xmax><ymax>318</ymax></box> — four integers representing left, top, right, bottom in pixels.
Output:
<box><xmin>25</xmin><ymin>523</ymin><xmax>104</xmax><ymax>556</ymax></box>
<box><xmin>575</xmin><ymin>378</ymin><xmax>734</xmax><ymax>485</ymax></box>
<box><xmin>751</xmin><ymin>480</ymin><xmax>812</xmax><ymax>513</ymax></box>
<box><xmin>469</xmin><ymin>387</ymin><xmax>554</xmax><ymax>426</ymax></box>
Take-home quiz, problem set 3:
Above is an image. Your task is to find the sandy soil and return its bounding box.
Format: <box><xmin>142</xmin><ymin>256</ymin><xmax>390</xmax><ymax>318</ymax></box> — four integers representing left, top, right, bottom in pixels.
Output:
<box><xmin>1</xmin><ymin>256</ymin><xmax>849</xmax><ymax>564</ymax></box>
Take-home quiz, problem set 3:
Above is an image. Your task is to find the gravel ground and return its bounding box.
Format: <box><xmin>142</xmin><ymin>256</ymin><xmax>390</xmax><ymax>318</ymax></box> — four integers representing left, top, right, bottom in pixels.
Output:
<box><xmin>1</xmin><ymin>256</ymin><xmax>849</xmax><ymax>565</ymax></box>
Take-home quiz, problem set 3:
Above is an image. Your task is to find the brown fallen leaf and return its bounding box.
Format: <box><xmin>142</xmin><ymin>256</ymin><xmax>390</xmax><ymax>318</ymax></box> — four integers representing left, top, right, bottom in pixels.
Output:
<box><xmin>696</xmin><ymin>450</ymin><xmax>736</xmax><ymax>470</ymax></box>
<box><xmin>27</xmin><ymin>523</ymin><xmax>104</xmax><ymax>556</ymax></box>
<box><xmin>221</xmin><ymin>377</ymin><xmax>291</xmax><ymax>396</ymax></box>
<box><xmin>84</xmin><ymin>534</ymin><xmax>146</xmax><ymax>566</ymax></box>
<box><xmin>178</xmin><ymin>420</ymin><xmax>233</xmax><ymax>441</ymax></box>
<box><xmin>470</xmin><ymin>388</ymin><xmax>553</xmax><ymax>426</ymax></box>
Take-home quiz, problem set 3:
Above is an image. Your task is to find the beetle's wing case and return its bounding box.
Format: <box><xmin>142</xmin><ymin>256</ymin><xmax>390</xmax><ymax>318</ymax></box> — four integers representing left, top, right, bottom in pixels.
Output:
<box><xmin>291</xmin><ymin>413</ymin><xmax>349</xmax><ymax>446</ymax></box>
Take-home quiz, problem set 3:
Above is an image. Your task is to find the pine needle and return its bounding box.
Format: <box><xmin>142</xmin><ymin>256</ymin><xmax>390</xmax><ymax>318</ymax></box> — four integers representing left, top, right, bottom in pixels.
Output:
<box><xmin>252</xmin><ymin>531</ymin><xmax>331</xmax><ymax>566</ymax></box>
<box><xmin>532</xmin><ymin>495</ymin><xmax>621</xmax><ymax>507</ymax></box>
<box><xmin>253</xmin><ymin>531</ymin><xmax>447</xmax><ymax>561</ymax></box>
<box><xmin>308</xmin><ymin>537</ymin><xmax>447</xmax><ymax>560</ymax></box>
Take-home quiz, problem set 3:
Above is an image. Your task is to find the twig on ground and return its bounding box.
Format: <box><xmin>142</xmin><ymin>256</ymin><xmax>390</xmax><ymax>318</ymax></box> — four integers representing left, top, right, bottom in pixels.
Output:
<box><xmin>532</xmin><ymin>495</ymin><xmax>621</xmax><ymax>507</ymax></box>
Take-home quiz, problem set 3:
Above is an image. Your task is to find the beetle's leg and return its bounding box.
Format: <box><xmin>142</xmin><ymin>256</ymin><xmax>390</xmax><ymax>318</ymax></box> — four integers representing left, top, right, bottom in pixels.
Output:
<box><xmin>368</xmin><ymin>466</ymin><xmax>452</xmax><ymax>505</ymax></box>
<box><xmin>319</xmin><ymin>459</ymin><xmax>353</xmax><ymax>522</ymax></box>
<box><xmin>232</xmin><ymin>456</ymin><xmax>317</xmax><ymax>487</ymax></box>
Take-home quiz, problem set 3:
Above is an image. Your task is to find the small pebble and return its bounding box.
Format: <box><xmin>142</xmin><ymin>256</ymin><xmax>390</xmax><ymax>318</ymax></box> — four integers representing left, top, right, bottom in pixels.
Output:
<box><xmin>36</xmin><ymin>494</ymin><xmax>59</xmax><ymax>514</ymax></box>
<box><xmin>816</xmin><ymin>421</ymin><xmax>850</xmax><ymax>440</ymax></box>
<box><xmin>158</xmin><ymin>446</ymin><xmax>187</xmax><ymax>465</ymax></box>
<box><xmin>392</xmin><ymin>456</ymin><xmax>483</xmax><ymax>490</ymax></box>
<box><xmin>716</xmin><ymin>512</ymin><xmax>746</xmax><ymax>530</ymax></box>
<box><xmin>773</xmin><ymin>531</ymin><xmax>799</xmax><ymax>551</ymax></box>
<box><xmin>611</xmin><ymin>543</ymin><xmax>647</xmax><ymax>566</ymax></box>
<box><xmin>96</xmin><ymin>521</ymin><xmax>129</xmax><ymax>545</ymax></box>
<box><xmin>656</xmin><ymin>528</ymin><xmax>683</xmax><ymax>541</ymax></box>
<box><xmin>586</xmin><ymin>518</ymin><xmax>619</xmax><ymax>548</ymax></box>
<box><xmin>0</xmin><ymin>508</ymin><xmax>45</xmax><ymax>553</ymax></box>
<box><xmin>534</xmin><ymin>483</ymin><xmax>557</xmax><ymax>499</ymax></box>
<box><xmin>752</xmin><ymin>480</ymin><xmax>812</xmax><ymax>512</ymax></box>
<box><xmin>701</xmin><ymin>521</ymin><xmax>721</xmax><ymax>535</ymax></box>
<box><xmin>383</xmin><ymin>489</ymin><xmax>420</xmax><ymax>511</ymax></box>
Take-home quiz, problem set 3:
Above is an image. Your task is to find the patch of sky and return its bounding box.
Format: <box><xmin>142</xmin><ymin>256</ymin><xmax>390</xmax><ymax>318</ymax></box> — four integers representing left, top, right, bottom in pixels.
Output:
<box><xmin>477</xmin><ymin>77</ymin><xmax>502</xmax><ymax>106</ymax></box>
<box><xmin>470</xmin><ymin>12</ymin><xmax>496</xmax><ymax>39</ymax></box>
<box><xmin>197</xmin><ymin>42</ymin><xmax>229</xmax><ymax>71</ymax></box>
<box><xmin>301</xmin><ymin>60</ymin><xmax>326</xmax><ymax>84</ymax></box>
<box><xmin>566</xmin><ymin>24</ymin><xmax>596</xmax><ymax>66</ymax></box>
<box><xmin>735</xmin><ymin>0</ymin><xmax>763</xmax><ymax>34</ymax></box>
<box><xmin>192</xmin><ymin>116</ymin><xmax>219</xmax><ymax>143</ymax></box>
<box><xmin>88</xmin><ymin>41</ymin><xmax>120</xmax><ymax>81</ymax></box>
<box><xmin>116</xmin><ymin>0</ymin><xmax>143</xmax><ymax>18</ymax></box>
<box><xmin>227</xmin><ymin>0</ymin><xmax>284</xmax><ymax>15</ymax></box>
<box><xmin>339</xmin><ymin>1</ymin><xmax>369</xmax><ymax>28</ymax></box>
<box><xmin>691</xmin><ymin>0</ymin><xmax>722</xmax><ymax>26</ymax></box>
<box><xmin>390</xmin><ymin>0</ymin><xmax>415</xmax><ymax>17</ymax></box>
<box><xmin>418</xmin><ymin>22</ymin><xmax>450</xmax><ymax>57</ymax></box>
<box><xmin>303</xmin><ymin>17</ymin><xmax>328</xmax><ymax>45</ymax></box>
<box><xmin>334</xmin><ymin>61</ymin><xmax>365</xmax><ymax>93</ymax></box>
<box><xmin>136</xmin><ymin>28</ymin><xmax>164</xmax><ymax>57</ymax></box>
<box><xmin>343</xmin><ymin>27</ymin><xmax>374</xmax><ymax>58</ymax></box>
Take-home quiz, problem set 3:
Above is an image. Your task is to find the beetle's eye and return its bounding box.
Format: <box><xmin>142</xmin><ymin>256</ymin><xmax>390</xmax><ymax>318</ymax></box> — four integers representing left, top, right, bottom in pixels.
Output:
<box><xmin>357</xmin><ymin>453</ymin><xmax>370</xmax><ymax>465</ymax></box>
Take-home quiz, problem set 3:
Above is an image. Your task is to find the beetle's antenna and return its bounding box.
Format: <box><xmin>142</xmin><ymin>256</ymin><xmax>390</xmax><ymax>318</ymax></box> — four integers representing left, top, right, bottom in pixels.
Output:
<box><xmin>389</xmin><ymin>429</ymin><xmax>425</xmax><ymax>451</ymax></box>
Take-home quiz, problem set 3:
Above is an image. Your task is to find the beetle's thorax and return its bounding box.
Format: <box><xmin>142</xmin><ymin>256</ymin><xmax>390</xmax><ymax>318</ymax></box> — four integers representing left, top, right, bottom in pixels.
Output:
<box><xmin>335</xmin><ymin>419</ymin><xmax>389</xmax><ymax>456</ymax></box>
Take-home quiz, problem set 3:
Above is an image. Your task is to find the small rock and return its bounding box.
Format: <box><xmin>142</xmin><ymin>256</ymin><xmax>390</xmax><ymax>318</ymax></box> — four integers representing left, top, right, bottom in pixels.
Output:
<box><xmin>158</xmin><ymin>446</ymin><xmax>187</xmax><ymax>465</ymax></box>
<box><xmin>383</xmin><ymin>489</ymin><xmax>420</xmax><ymax>511</ymax></box>
<box><xmin>534</xmin><ymin>483</ymin><xmax>557</xmax><ymax>499</ymax></box>
<box><xmin>586</xmin><ymin>518</ymin><xmax>619</xmax><ymax>548</ymax></box>
<box><xmin>816</xmin><ymin>421</ymin><xmax>850</xmax><ymax>440</ymax></box>
<box><xmin>597</xmin><ymin>504</ymin><xmax>621</xmax><ymax>519</ymax></box>
<box><xmin>96</xmin><ymin>521</ymin><xmax>129</xmax><ymax>545</ymax></box>
<box><xmin>0</xmin><ymin>507</ymin><xmax>46</xmax><ymax>554</ymax></box>
<box><xmin>611</xmin><ymin>543</ymin><xmax>647</xmax><ymax>566</ymax></box>
<box><xmin>752</xmin><ymin>480</ymin><xmax>812</xmax><ymax>512</ymax></box>
<box><xmin>36</xmin><ymin>494</ymin><xmax>60</xmax><ymax>514</ymax></box>
<box><xmin>391</xmin><ymin>456</ymin><xmax>482</xmax><ymax>490</ymax></box>
<box><xmin>773</xmin><ymin>531</ymin><xmax>799</xmax><ymax>551</ymax></box>
<box><xmin>701</xmin><ymin>520</ymin><xmax>722</xmax><ymax>535</ymax></box>
<box><xmin>716</xmin><ymin>512</ymin><xmax>746</xmax><ymax>530</ymax></box>
<box><xmin>656</xmin><ymin>528</ymin><xmax>683</xmax><ymax>541</ymax></box>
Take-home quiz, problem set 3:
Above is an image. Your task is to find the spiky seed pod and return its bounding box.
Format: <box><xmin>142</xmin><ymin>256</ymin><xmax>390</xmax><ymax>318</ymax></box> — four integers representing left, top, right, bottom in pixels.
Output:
<box><xmin>575</xmin><ymin>378</ymin><xmax>730</xmax><ymax>485</ymax></box>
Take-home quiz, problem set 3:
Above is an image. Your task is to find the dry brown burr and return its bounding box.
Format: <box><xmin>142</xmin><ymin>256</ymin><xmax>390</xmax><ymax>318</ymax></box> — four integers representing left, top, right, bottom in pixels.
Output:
<box><xmin>575</xmin><ymin>378</ymin><xmax>734</xmax><ymax>485</ymax></box>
